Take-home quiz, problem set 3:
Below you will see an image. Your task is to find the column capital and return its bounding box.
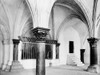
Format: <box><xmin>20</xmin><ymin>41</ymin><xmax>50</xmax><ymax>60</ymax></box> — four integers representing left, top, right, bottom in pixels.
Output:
<box><xmin>46</xmin><ymin>40</ymin><xmax>57</xmax><ymax>44</ymax></box>
<box><xmin>80</xmin><ymin>49</ymin><xmax>85</xmax><ymax>52</ymax></box>
<box><xmin>87</xmin><ymin>37</ymin><xmax>99</xmax><ymax>43</ymax></box>
<box><xmin>2</xmin><ymin>39</ymin><xmax>10</xmax><ymax>44</ymax></box>
<box><xmin>56</xmin><ymin>43</ymin><xmax>60</xmax><ymax>47</ymax></box>
<box><xmin>12</xmin><ymin>39</ymin><xmax>20</xmax><ymax>45</ymax></box>
<box><xmin>32</xmin><ymin>27</ymin><xmax>50</xmax><ymax>42</ymax></box>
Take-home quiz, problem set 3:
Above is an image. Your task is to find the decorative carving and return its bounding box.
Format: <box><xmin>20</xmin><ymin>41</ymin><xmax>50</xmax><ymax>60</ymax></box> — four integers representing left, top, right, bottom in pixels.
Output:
<box><xmin>32</xmin><ymin>27</ymin><xmax>50</xmax><ymax>40</ymax></box>
<box><xmin>87</xmin><ymin>37</ymin><xmax>99</xmax><ymax>49</ymax></box>
<box><xmin>19</xmin><ymin>36</ymin><xmax>58</xmax><ymax>44</ymax></box>
<box><xmin>87</xmin><ymin>37</ymin><xmax>99</xmax><ymax>44</ymax></box>
<box><xmin>19</xmin><ymin>27</ymin><xmax>59</xmax><ymax>44</ymax></box>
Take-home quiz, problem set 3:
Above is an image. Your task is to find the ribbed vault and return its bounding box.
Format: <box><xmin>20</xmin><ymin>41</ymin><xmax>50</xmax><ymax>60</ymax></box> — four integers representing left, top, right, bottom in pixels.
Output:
<box><xmin>0</xmin><ymin>0</ymin><xmax>33</xmax><ymax>40</ymax></box>
<box><xmin>49</xmin><ymin>1</ymin><xmax>90</xmax><ymax>49</ymax></box>
<box><xmin>56</xmin><ymin>0</ymin><xmax>91</xmax><ymax>34</ymax></box>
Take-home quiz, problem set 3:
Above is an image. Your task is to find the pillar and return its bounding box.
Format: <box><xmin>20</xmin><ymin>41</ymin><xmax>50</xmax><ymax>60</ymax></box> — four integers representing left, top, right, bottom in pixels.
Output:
<box><xmin>2</xmin><ymin>39</ymin><xmax>10</xmax><ymax>70</ymax></box>
<box><xmin>18</xmin><ymin>41</ymin><xmax>23</xmax><ymax>61</ymax></box>
<box><xmin>9</xmin><ymin>39</ymin><xmax>23</xmax><ymax>71</ymax></box>
<box><xmin>13</xmin><ymin>39</ymin><xmax>19</xmax><ymax>61</ymax></box>
<box><xmin>87</xmin><ymin>37</ymin><xmax>100</xmax><ymax>73</ymax></box>
<box><xmin>33</xmin><ymin>27</ymin><xmax>50</xmax><ymax>75</ymax></box>
<box><xmin>52</xmin><ymin>44</ymin><xmax>56</xmax><ymax>59</ymax></box>
<box><xmin>5</xmin><ymin>40</ymin><xmax>13</xmax><ymax>71</ymax></box>
<box><xmin>56</xmin><ymin>43</ymin><xmax>60</xmax><ymax>59</ymax></box>
<box><xmin>0</xmin><ymin>40</ymin><xmax>3</xmax><ymax>69</ymax></box>
<box><xmin>49</xmin><ymin>43</ymin><xmax>56</xmax><ymax>67</ymax></box>
<box><xmin>36</xmin><ymin>42</ymin><xmax>45</xmax><ymax>75</ymax></box>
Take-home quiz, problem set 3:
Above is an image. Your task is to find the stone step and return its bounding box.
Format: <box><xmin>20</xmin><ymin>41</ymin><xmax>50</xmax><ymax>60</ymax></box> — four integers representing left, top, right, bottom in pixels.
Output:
<box><xmin>9</xmin><ymin>61</ymin><xmax>23</xmax><ymax>72</ymax></box>
<box><xmin>68</xmin><ymin>54</ymin><xmax>84</xmax><ymax>66</ymax></box>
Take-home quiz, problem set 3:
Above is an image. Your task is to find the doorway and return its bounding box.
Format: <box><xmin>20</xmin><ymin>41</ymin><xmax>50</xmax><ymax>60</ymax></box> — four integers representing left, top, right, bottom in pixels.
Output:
<box><xmin>69</xmin><ymin>41</ymin><xmax>74</xmax><ymax>53</ymax></box>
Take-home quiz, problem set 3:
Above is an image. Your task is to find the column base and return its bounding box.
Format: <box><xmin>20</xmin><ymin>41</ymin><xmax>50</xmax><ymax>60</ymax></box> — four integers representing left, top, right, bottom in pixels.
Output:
<box><xmin>4</xmin><ymin>65</ymin><xmax>12</xmax><ymax>71</ymax></box>
<box><xmin>87</xmin><ymin>65</ymin><xmax>100</xmax><ymax>73</ymax></box>
<box><xmin>4</xmin><ymin>61</ymin><xmax>13</xmax><ymax>71</ymax></box>
<box><xmin>9</xmin><ymin>61</ymin><xmax>23</xmax><ymax>72</ymax></box>
<box><xmin>1</xmin><ymin>64</ymin><xmax>7</xmax><ymax>70</ymax></box>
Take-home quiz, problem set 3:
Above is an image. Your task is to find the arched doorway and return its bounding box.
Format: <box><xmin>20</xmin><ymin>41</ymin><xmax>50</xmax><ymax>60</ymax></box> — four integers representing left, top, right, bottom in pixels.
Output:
<box><xmin>58</xmin><ymin>26</ymin><xmax>81</xmax><ymax>65</ymax></box>
<box><xmin>49</xmin><ymin>0</ymin><xmax>91</xmax><ymax>66</ymax></box>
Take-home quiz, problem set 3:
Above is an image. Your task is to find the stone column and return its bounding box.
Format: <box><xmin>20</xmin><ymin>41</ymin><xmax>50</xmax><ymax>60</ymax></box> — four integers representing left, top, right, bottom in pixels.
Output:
<box><xmin>18</xmin><ymin>41</ymin><xmax>23</xmax><ymax>61</ymax></box>
<box><xmin>9</xmin><ymin>39</ymin><xmax>23</xmax><ymax>71</ymax></box>
<box><xmin>49</xmin><ymin>43</ymin><xmax>56</xmax><ymax>67</ymax></box>
<box><xmin>0</xmin><ymin>40</ymin><xmax>3</xmax><ymax>69</ymax></box>
<box><xmin>33</xmin><ymin>27</ymin><xmax>50</xmax><ymax>75</ymax></box>
<box><xmin>5</xmin><ymin>40</ymin><xmax>13</xmax><ymax>71</ymax></box>
<box><xmin>56</xmin><ymin>43</ymin><xmax>60</xmax><ymax>59</ymax></box>
<box><xmin>13</xmin><ymin>39</ymin><xmax>19</xmax><ymax>61</ymax></box>
<box><xmin>87</xmin><ymin>37</ymin><xmax>100</xmax><ymax>73</ymax></box>
<box><xmin>52</xmin><ymin>44</ymin><xmax>56</xmax><ymax>59</ymax></box>
<box><xmin>36</xmin><ymin>42</ymin><xmax>45</xmax><ymax>75</ymax></box>
<box><xmin>2</xmin><ymin>39</ymin><xmax>10</xmax><ymax>70</ymax></box>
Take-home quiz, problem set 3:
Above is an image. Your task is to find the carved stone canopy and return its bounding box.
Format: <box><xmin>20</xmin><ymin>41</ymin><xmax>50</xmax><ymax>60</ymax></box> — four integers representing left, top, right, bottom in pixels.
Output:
<box><xmin>32</xmin><ymin>27</ymin><xmax>50</xmax><ymax>40</ymax></box>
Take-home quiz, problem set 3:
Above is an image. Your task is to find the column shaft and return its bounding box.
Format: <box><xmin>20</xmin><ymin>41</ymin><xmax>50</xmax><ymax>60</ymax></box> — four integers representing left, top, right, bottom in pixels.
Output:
<box><xmin>0</xmin><ymin>40</ymin><xmax>3</xmax><ymax>68</ymax></box>
<box><xmin>5</xmin><ymin>40</ymin><xmax>14</xmax><ymax>71</ymax></box>
<box><xmin>36</xmin><ymin>43</ymin><xmax>45</xmax><ymax>75</ymax></box>
<box><xmin>8</xmin><ymin>43</ymin><xmax>13</xmax><ymax>66</ymax></box>
<box><xmin>2</xmin><ymin>40</ymin><xmax>10</xmax><ymax>70</ymax></box>
<box><xmin>13</xmin><ymin>43</ymin><xmax>18</xmax><ymax>61</ymax></box>
<box><xmin>52</xmin><ymin>44</ymin><xmax>56</xmax><ymax>59</ymax></box>
<box><xmin>56</xmin><ymin>43</ymin><xmax>60</xmax><ymax>59</ymax></box>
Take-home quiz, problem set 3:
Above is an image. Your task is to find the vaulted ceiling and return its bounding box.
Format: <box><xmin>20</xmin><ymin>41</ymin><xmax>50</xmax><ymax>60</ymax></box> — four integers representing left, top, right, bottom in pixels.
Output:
<box><xmin>0</xmin><ymin>0</ymin><xmax>33</xmax><ymax>40</ymax></box>
<box><xmin>0</xmin><ymin>0</ymin><xmax>100</xmax><ymax>40</ymax></box>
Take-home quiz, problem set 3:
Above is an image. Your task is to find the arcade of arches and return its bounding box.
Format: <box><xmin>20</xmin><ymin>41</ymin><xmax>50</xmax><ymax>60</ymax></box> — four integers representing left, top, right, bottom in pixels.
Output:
<box><xmin>0</xmin><ymin>0</ymin><xmax>100</xmax><ymax>74</ymax></box>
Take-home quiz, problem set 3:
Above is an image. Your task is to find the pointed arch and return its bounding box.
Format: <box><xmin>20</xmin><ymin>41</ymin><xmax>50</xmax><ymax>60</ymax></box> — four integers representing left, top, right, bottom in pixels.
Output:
<box><xmin>56</xmin><ymin>17</ymin><xmax>81</xmax><ymax>40</ymax></box>
<box><xmin>13</xmin><ymin>0</ymin><xmax>33</xmax><ymax>39</ymax></box>
<box><xmin>52</xmin><ymin>0</ymin><xmax>92</xmax><ymax>37</ymax></box>
<box><xmin>74</xmin><ymin>0</ymin><xmax>92</xmax><ymax>37</ymax></box>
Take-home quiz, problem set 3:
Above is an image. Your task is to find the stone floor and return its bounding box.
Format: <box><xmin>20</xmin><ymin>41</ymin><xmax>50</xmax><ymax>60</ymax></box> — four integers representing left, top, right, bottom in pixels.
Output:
<box><xmin>0</xmin><ymin>65</ymin><xmax>100</xmax><ymax>75</ymax></box>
